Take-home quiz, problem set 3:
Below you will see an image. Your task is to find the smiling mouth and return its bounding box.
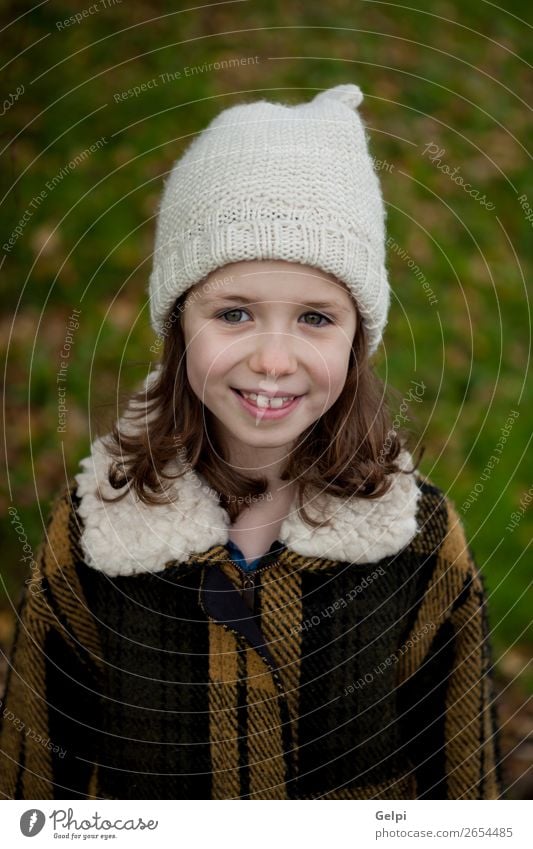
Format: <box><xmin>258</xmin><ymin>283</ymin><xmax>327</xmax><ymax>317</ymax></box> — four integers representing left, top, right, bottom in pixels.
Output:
<box><xmin>232</xmin><ymin>388</ymin><xmax>301</xmax><ymax>409</ymax></box>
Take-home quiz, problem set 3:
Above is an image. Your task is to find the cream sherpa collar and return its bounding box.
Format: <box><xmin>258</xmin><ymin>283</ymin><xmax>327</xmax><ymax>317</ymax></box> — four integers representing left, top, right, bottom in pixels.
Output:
<box><xmin>74</xmin><ymin>433</ymin><xmax>422</xmax><ymax>577</ymax></box>
<box><xmin>74</xmin><ymin>367</ymin><xmax>422</xmax><ymax>576</ymax></box>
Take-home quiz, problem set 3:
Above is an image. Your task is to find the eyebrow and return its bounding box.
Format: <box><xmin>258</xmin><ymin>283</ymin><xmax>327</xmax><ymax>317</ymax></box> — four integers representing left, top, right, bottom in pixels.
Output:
<box><xmin>206</xmin><ymin>293</ymin><xmax>352</xmax><ymax>314</ymax></box>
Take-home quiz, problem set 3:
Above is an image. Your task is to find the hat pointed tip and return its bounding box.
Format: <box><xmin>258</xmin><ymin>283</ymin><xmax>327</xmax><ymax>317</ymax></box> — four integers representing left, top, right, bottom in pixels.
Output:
<box><xmin>313</xmin><ymin>84</ymin><xmax>364</xmax><ymax>109</ymax></box>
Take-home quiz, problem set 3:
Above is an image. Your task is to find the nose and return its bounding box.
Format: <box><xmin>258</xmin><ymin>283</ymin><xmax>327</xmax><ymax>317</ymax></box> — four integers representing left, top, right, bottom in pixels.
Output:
<box><xmin>247</xmin><ymin>331</ymin><xmax>298</xmax><ymax>378</ymax></box>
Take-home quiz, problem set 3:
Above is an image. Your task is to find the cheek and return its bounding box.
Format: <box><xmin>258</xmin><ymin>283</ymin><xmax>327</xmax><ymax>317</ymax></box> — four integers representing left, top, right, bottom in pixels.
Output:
<box><xmin>311</xmin><ymin>348</ymin><xmax>351</xmax><ymax>393</ymax></box>
<box><xmin>185</xmin><ymin>335</ymin><xmax>236</xmax><ymax>393</ymax></box>
<box><xmin>185</xmin><ymin>338</ymin><xmax>208</xmax><ymax>396</ymax></box>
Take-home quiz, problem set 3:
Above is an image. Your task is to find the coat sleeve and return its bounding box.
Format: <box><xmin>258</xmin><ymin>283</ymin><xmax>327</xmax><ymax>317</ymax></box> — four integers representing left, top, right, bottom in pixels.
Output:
<box><xmin>397</xmin><ymin>487</ymin><xmax>505</xmax><ymax>800</ymax></box>
<box><xmin>0</xmin><ymin>488</ymin><xmax>101</xmax><ymax>799</ymax></box>
<box><xmin>442</xmin><ymin>501</ymin><xmax>505</xmax><ymax>799</ymax></box>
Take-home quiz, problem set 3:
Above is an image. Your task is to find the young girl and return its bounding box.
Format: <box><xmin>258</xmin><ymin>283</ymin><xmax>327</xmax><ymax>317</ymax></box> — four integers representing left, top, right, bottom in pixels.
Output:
<box><xmin>0</xmin><ymin>84</ymin><xmax>504</xmax><ymax>800</ymax></box>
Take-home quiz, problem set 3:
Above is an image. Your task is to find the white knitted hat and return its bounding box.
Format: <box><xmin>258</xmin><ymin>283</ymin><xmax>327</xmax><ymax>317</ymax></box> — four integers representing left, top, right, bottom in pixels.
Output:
<box><xmin>148</xmin><ymin>84</ymin><xmax>390</xmax><ymax>354</ymax></box>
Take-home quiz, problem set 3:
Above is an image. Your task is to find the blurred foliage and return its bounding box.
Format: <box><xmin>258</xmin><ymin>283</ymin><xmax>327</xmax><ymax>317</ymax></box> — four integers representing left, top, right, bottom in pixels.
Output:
<box><xmin>1</xmin><ymin>0</ymin><xmax>531</xmax><ymax>680</ymax></box>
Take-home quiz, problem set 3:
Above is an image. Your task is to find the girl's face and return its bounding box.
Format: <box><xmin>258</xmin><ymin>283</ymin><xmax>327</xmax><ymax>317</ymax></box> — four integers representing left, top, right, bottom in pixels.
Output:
<box><xmin>181</xmin><ymin>260</ymin><xmax>357</xmax><ymax>469</ymax></box>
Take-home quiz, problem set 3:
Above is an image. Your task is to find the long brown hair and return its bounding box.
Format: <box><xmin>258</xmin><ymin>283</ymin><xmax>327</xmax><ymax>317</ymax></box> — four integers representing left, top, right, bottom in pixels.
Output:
<box><xmin>100</xmin><ymin>291</ymin><xmax>423</xmax><ymax>528</ymax></box>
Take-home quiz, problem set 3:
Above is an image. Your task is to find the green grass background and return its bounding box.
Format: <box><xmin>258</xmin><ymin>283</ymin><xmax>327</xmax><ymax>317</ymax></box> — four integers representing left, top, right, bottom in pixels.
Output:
<box><xmin>1</xmin><ymin>0</ymin><xmax>531</xmax><ymax>687</ymax></box>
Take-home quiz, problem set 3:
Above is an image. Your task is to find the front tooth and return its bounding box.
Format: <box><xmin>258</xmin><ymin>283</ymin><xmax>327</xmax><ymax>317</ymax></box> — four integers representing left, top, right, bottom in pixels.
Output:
<box><xmin>241</xmin><ymin>391</ymin><xmax>294</xmax><ymax>407</ymax></box>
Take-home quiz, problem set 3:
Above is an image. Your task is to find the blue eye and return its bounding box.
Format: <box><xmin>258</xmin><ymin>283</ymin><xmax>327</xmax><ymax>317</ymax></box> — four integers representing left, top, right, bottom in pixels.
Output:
<box><xmin>217</xmin><ymin>309</ymin><xmax>333</xmax><ymax>326</ymax></box>
<box><xmin>218</xmin><ymin>308</ymin><xmax>249</xmax><ymax>323</ymax></box>
<box><xmin>302</xmin><ymin>312</ymin><xmax>333</xmax><ymax>327</ymax></box>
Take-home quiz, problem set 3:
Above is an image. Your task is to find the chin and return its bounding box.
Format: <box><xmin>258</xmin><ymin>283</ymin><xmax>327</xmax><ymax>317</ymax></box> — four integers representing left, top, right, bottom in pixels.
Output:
<box><xmin>233</xmin><ymin>425</ymin><xmax>297</xmax><ymax>442</ymax></box>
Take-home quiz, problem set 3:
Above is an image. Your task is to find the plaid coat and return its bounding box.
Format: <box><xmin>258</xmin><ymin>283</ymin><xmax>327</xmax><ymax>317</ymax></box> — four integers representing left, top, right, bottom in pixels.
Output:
<box><xmin>0</xmin><ymin>436</ymin><xmax>504</xmax><ymax>800</ymax></box>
